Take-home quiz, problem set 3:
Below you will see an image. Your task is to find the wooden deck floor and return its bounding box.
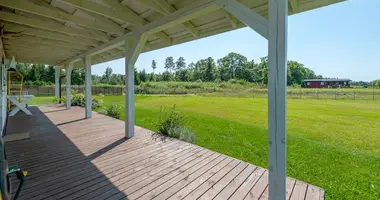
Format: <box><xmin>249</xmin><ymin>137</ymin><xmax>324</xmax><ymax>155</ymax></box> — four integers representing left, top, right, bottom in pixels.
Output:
<box><xmin>5</xmin><ymin>105</ymin><xmax>324</xmax><ymax>200</ymax></box>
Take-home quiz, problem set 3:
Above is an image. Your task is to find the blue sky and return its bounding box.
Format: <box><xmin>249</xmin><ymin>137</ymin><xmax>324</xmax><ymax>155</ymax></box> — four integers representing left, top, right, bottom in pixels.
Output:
<box><xmin>93</xmin><ymin>0</ymin><xmax>379</xmax><ymax>82</ymax></box>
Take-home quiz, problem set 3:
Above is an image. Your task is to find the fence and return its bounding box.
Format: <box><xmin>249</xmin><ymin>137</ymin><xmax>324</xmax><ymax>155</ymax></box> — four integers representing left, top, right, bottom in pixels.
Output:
<box><xmin>202</xmin><ymin>88</ymin><xmax>380</xmax><ymax>100</ymax></box>
<box><xmin>19</xmin><ymin>86</ymin><xmax>380</xmax><ymax>100</ymax></box>
<box><xmin>22</xmin><ymin>85</ymin><xmax>124</xmax><ymax>96</ymax></box>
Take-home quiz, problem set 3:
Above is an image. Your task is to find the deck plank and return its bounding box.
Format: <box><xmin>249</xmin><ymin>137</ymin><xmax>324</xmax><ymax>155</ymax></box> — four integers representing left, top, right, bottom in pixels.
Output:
<box><xmin>199</xmin><ymin>162</ymin><xmax>249</xmax><ymax>199</ymax></box>
<box><xmin>214</xmin><ymin>164</ymin><xmax>257</xmax><ymax>200</ymax></box>
<box><xmin>167</xmin><ymin>157</ymin><xmax>234</xmax><ymax>200</ymax></box>
<box><xmin>183</xmin><ymin>159</ymin><xmax>241</xmax><ymax>200</ymax></box>
<box><xmin>290</xmin><ymin>180</ymin><xmax>308</xmax><ymax>200</ymax></box>
<box><xmin>4</xmin><ymin>105</ymin><xmax>324</xmax><ymax>200</ymax></box>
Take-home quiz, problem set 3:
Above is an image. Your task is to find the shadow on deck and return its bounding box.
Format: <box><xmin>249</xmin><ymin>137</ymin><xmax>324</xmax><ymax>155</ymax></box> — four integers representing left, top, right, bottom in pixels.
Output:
<box><xmin>4</xmin><ymin>105</ymin><xmax>324</xmax><ymax>200</ymax></box>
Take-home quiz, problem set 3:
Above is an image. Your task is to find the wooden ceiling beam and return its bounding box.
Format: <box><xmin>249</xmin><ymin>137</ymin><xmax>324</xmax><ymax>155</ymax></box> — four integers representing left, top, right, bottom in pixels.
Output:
<box><xmin>3</xmin><ymin>35</ymin><xmax>91</xmax><ymax>51</ymax></box>
<box><xmin>0</xmin><ymin>0</ymin><xmax>124</xmax><ymax>34</ymax></box>
<box><xmin>135</xmin><ymin>0</ymin><xmax>167</xmax><ymax>14</ymax></box>
<box><xmin>143</xmin><ymin>0</ymin><xmax>200</xmax><ymax>38</ymax></box>
<box><xmin>290</xmin><ymin>0</ymin><xmax>299</xmax><ymax>13</ymax></box>
<box><xmin>1</xmin><ymin>22</ymin><xmax>100</xmax><ymax>47</ymax></box>
<box><xmin>59</xmin><ymin>0</ymin><xmax>220</xmax><ymax>66</ymax></box>
<box><xmin>105</xmin><ymin>0</ymin><xmax>172</xmax><ymax>45</ymax></box>
<box><xmin>0</xmin><ymin>11</ymin><xmax>110</xmax><ymax>41</ymax></box>
<box><xmin>59</xmin><ymin>0</ymin><xmax>146</xmax><ymax>26</ymax></box>
<box><xmin>0</xmin><ymin>36</ymin><xmax>5</xmax><ymax>59</ymax></box>
<box><xmin>222</xmin><ymin>10</ymin><xmax>239</xmax><ymax>28</ymax></box>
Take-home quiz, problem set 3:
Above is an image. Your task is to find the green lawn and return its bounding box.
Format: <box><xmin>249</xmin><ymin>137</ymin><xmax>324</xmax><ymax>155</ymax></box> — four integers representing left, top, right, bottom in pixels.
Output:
<box><xmin>31</xmin><ymin>95</ymin><xmax>380</xmax><ymax>199</ymax></box>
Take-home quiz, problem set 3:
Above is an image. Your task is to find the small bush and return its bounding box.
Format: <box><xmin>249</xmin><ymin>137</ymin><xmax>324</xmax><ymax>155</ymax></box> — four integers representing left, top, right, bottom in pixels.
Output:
<box><xmin>167</xmin><ymin>126</ymin><xmax>196</xmax><ymax>143</ymax></box>
<box><xmin>105</xmin><ymin>102</ymin><xmax>122</xmax><ymax>119</ymax></box>
<box><xmin>92</xmin><ymin>98</ymin><xmax>103</xmax><ymax>110</ymax></box>
<box><xmin>237</xmin><ymin>79</ymin><xmax>249</xmax><ymax>85</ymax></box>
<box><xmin>71</xmin><ymin>90</ymin><xmax>85</xmax><ymax>107</ymax></box>
<box><xmin>98</xmin><ymin>108</ymin><xmax>108</xmax><ymax>115</ymax></box>
<box><xmin>228</xmin><ymin>79</ymin><xmax>238</xmax><ymax>84</ymax></box>
<box><xmin>157</xmin><ymin>105</ymin><xmax>195</xmax><ymax>143</ymax></box>
<box><xmin>52</xmin><ymin>97</ymin><xmax>66</xmax><ymax>104</ymax></box>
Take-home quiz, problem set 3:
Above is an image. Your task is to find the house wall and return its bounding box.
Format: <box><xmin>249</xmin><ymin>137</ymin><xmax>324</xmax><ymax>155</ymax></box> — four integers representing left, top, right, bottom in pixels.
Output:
<box><xmin>304</xmin><ymin>81</ymin><xmax>351</xmax><ymax>88</ymax></box>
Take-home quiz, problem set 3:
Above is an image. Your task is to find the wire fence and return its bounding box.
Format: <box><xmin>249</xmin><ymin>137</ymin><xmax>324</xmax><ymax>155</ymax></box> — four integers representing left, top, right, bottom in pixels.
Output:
<box><xmin>18</xmin><ymin>85</ymin><xmax>380</xmax><ymax>100</ymax></box>
<box><xmin>201</xmin><ymin>88</ymin><xmax>380</xmax><ymax>100</ymax></box>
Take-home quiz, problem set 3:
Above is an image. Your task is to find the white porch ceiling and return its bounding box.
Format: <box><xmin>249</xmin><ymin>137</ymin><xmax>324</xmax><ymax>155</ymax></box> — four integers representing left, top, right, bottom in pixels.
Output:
<box><xmin>0</xmin><ymin>0</ymin><xmax>344</xmax><ymax>68</ymax></box>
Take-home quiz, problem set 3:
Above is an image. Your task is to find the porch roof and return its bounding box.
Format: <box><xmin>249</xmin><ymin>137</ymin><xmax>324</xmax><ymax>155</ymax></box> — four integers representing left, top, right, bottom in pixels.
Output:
<box><xmin>0</xmin><ymin>0</ymin><xmax>343</xmax><ymax>68</ymax></box>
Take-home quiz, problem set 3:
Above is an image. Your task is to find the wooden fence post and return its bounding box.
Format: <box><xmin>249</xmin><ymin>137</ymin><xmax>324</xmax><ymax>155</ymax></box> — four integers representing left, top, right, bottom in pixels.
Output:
<box><xmin>335</xmin><ymin>91</ymin><xmax>337</xmax><ymax>100</ymax></box>
<box><xmin>353</xmin><ymin>91</ymin><xmax>355</xmax><ymax>100</ymax></box>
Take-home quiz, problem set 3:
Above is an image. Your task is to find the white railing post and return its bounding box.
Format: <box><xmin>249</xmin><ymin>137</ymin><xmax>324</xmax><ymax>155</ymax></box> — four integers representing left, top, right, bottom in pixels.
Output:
<box><xmin>268</xmin><ymin>0</ymin><xmax>288</xmax><ymax>199</ymax></box>
<box><xmin>84</xmin><ymin>56</ymin><xmax>92</xmax><ymax>118</ymax></box>
<box><xmin>124</xmin><ymin>34</ymin><xmax>147</xmax><ymax>139</ymax></box>
<box><xmin>65</xmin><ymin>63</ymin><xmax>73</xmax><ymax>110</ymax></box>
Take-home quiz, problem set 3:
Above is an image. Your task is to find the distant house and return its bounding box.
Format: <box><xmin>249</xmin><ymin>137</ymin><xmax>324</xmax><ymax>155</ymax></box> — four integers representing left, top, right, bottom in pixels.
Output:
<box><xmin>302</xmin><ymin>79</ymin><xmax>351</xmax><ymax>88</ymax></box>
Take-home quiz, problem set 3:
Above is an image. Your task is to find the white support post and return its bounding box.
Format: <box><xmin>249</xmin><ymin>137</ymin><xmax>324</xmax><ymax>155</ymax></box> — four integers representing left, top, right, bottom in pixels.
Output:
<box><xmin>124</xmin><ymin>33</ymin><xmax>147</xmax><ymax>139</ymax></box>
<box><xmin>84</xmin><ymin>56</ymin><xmax>92</xmax><ymax>118</ymax></box>
<box><xmin>65</xmin><ymin>63</ymin><xmax>73</xmax><ymax>110</ymax></box>
<box><xmin>268</xmin><ymin>0</ymin><xmax>288</xmax><ymax>199</ymax></box>
<box><xmin>55</xmin><ymin>66</ymin><xmax>60</xmax><ymax>99</ymax></box>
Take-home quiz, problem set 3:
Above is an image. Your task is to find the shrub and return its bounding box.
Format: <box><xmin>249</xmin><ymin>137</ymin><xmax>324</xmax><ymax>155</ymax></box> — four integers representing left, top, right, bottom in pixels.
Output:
<box><xmin>71</xmin><ymin>90</ymin><xmax>85</xmax><ymax>107</ymax></box>
<box><xmin>98</xmin><ymin>108</ymin><xmax>108</xmax><ymax>116</ymax></box>
<box><xmin>105</xmin><ymin>102</ymin><xmax>122</xmax><ymax>119</ymax></box>
<box><xmin>157</xmin><ymin>105</ymin><xmax>195</xmax><ymax>143</ymax></box>
<box><xmin>166</xmin><ymin>126</ymin><xmax>196</xmax><ymax>143</ymax></box>
<box><xmin>237</xmin><ymin>79</ymin><xmax>249</xmax><ymax>85</ymax></box>
<box><xmin>92</xmin><ymin>98</ymin><xmax>103</xmax><ymax>110</ymax></box>
<box><xmin>52</xmin><ymin>97</ymin><xmax>66</xmax><ymax>104</ymax></box>
<box><xmin>228</xmin><ymin>79</ymin><xmax>238</xmax><ymax>84</ymax></box>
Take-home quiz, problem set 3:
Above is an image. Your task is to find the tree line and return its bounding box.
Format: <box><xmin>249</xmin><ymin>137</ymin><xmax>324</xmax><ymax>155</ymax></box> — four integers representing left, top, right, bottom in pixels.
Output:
<box><xmin>14</xmin><ymin>63</ymin><xmax>86</xmax><ymax>86</ymax></box>
<box><xmin>12</xmin><ymin>52</ymin><xmax>380</xmax><ymax>88</ymax></box>
<box><xmin>138</xmin><ymin>52</ymin><xmax>323</xmax><ymax>86</ymax></box>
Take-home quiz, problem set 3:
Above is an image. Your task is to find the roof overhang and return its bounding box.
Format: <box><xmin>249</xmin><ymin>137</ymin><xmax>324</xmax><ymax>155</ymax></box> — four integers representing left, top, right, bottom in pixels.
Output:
<box><xmin>0</xmin><ymin>0</ymin><xmax>345</xmax><ymax>68</ymax></box>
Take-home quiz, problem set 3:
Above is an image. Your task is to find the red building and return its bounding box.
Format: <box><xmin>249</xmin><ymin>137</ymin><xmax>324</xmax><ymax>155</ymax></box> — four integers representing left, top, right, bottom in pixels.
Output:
<box><xmin>302</xmin><ymin>79</ymin><xmax>351</xmax><ymax>88</ymax></box>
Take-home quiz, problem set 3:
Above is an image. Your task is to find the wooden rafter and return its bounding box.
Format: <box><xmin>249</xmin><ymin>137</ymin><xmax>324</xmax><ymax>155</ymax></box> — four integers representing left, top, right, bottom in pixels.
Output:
<box><xmin>59</xmin><ymin>0</ymin><xmax>146</xmax><ymax>26</ymax></box>
<box><xmin>135</xmin><ymin>0</ymin><xmax>167</xmax><ymax>14</ymax></box>
<box><xmin>60</xmin><ymin>0</ymin><xmax>220</xmax><ymax>65</ymax></box>
<box><xmin>1</xmin><ymin>22</ymin><xmax>100</xmax><ymax>47</ymax></box>
<box><xmin>222</xmin><ymin>10</ymin><xmax>239</xmax><ymax>28</ymax></box>
<box><xmin>0</xmin><ymin>36</ymin><xmax>5</xmax><ymax>59</ymax></box>
<box><xmin>290</xmin><ymin>0</ymin><xmax>299</xmax><ymax>13</ymax></box>
<box><xmin>71</xmin><ymin>9</ymin><xmax>126</xmax><ymax>36</ymax></box>
<box><xmin>0</xmin><ymin>11</ymin><xmax>111</xmax><ymax>41</ymax></box>
<box><xmin>0</xmin><ymin>0</ymin><xmax>124</xmax><ymax>34</ymax></box>
<box><xmin>139</xmin><ymin>0</ymin><xmax>200</xmax><ymax>38</ymax></box>
<box><xmin>104</xmin><ymin>0</ymin><xmax>172</xmax><ymax>45</ymax></box>
<box><xmin>3</xmin><ymin>35</ymin><xmax>91</xmax><ymax>51</ymax></box>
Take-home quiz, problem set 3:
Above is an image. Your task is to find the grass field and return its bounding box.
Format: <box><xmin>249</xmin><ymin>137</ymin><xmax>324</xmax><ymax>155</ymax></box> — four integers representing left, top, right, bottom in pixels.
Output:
<box><xmin>30</xmin><ymin>95</ymin><xmax>380</xmax><ymax>199</ymax></box>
